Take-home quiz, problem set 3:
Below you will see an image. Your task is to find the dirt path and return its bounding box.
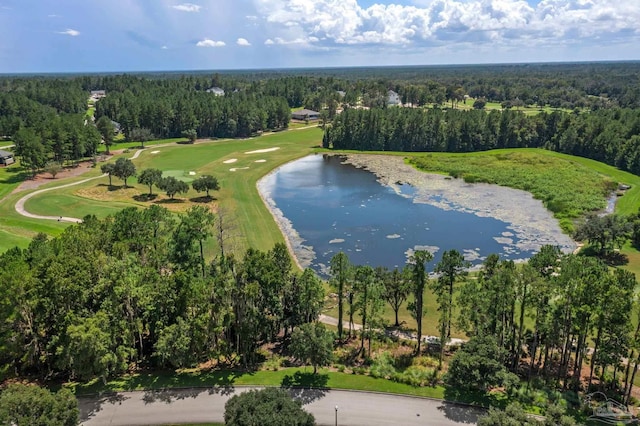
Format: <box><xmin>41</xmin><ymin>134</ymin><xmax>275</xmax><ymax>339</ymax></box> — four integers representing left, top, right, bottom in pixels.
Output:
<box><xmin>13</xmin><ymin>149</ymin><xmax>144</xmax><ymax>223</ymax></box>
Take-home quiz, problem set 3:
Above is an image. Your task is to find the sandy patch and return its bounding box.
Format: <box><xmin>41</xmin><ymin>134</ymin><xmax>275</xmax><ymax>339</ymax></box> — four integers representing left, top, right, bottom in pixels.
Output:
<box><xmin>245</xmin><ymin>147</ymin><xmax>280</xmax><ymax>154</ymax></box>
<box><xmin>151</xmin><ymin>151</ymin><xmax>161</xmax><ymax>154</ymax></box>
<box><xmin>13</xmin><ymin>161</ymin><xmax>95</xmax><ymax>193</ymax></box>
<box><xmin>255</xmin><ymin>159</ymin><xmax>267</xmax><ymax>163</ymax></box>
<box><xmin>223</xmin><ymin>159</ymin><xmax>238</xmax><ymax>164</ymax></box>
<box><xmin>189</xmin><ymin>171</ymin><xmax>196</xmax><ymax>176</ymax></box>
<box><xmin>229</xmin><ymin>167</ymin><xmax>250</xmax><ymax>172</ymax></box>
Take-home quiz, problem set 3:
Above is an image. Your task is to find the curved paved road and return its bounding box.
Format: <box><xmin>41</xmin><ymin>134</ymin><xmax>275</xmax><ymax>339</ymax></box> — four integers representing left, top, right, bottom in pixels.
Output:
<box><xmin>79</xmin><ymin>387</ymin><xmax>484</xmax><ymax>426</ymax></box>
<box><xmin>14</xmin><ymin>149</ymin><xmax>145</xmax><ymax>223</ymax></box>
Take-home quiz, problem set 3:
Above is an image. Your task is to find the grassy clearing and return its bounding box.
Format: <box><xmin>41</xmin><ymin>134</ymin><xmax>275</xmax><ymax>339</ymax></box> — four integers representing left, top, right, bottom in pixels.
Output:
<box><xmin>424</xmin><ymin>100</ymin><xmax>577</xmax><ymax>116</ymax></box>
<box><xmin>409</xmin><ymin>149</ymin><xmax>628</xmax><ymax>232</ymax></box>
<box><xmin>0</xmin><ymin>140</ymin><xmax>13</xmax><ymax>148</ymax></box>
<box><xmin>0</xmin><ymin>162</ymin><xmax>29</xmax><ymax>200</ymax></box>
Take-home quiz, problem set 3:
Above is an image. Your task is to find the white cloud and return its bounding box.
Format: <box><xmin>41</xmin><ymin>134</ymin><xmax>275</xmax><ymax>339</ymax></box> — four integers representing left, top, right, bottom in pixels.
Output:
<box><xmin>237</xmin><ymin>38</ymin><xmax>251</xmax><ymax>46</ymax></box>
<box><xmin>253</xmin><ymin>0</ymin><xmax>640</xmax><ymax>49</ymax></box>
<box><xmin>196</xmin><ymin>38</ymin><xmax>226</xmax><ymax>47</ymax></box>
<box><xmin>58</xmin><ymin>28</ymin><xmax>80</xmax><ymax>36</ymax></box>
<box><xmin>172</xmin><ymin>3</ymin><xmax>201</xmax><ymax>12</ymax></box>
<box><xmin>265</xmin><ymin>38</ymin><xmax>275</xmax><ymax>45</ymax></box>
<box><xmin>161</xmin><ymin>45</ymin><xmax>168</xmax><ymax>49</ymax></box>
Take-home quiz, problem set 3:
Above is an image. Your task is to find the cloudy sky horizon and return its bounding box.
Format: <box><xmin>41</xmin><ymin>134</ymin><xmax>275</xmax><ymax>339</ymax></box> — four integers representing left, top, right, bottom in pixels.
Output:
<box><xmin>1</xmin><ymin>0</ymin><xmax>639</xmax><ymax>73</ymax></box>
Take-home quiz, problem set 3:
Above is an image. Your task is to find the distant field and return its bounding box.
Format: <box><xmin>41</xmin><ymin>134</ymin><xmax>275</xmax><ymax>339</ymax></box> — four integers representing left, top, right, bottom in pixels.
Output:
<box><xmin>425</xmin><ymin>100</ymin><xmax>578</xmax><ymax>116</ymax></box>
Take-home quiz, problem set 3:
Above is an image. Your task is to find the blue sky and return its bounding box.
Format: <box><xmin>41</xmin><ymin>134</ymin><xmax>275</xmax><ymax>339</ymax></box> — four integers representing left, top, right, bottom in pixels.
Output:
<box><xmin>0</xmin><ymin>0</ymin><xmax>638</xmax><ymax>73</ymax></box>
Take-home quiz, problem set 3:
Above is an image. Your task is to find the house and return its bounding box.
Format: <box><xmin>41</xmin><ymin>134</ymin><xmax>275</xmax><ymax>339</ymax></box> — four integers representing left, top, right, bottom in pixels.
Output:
<box><xmin>111</xmin><ymin>120</ymin><xmax>122</xmax><ymax>134</ymax></box>
<box><xmin>0</xmin><ymin>149</ymin><xmax>15</xmax><ymax>166</ymax></box>
<box><xmin>336</xmin><ymin>90</ymin><xmax>346</xmax><ymax>98</ymax></box>
<box><xmin>206</xmin><ymin>87</ymin><xmax>225</xmax><ymax>96</ymax></box>
<box><xmin>387</xmin><ymin>90</ymin><xmax>401</xmax><ymax>106</ymax></box>
<box><xmin>291</xmin><ymin>109</ymin><xmax>320</xmax><ymax>121</ymax></box>
<box><xmin>90</xmin><ymin>90</ymin><xmax>106</xmax><ymax>101</ymax></box>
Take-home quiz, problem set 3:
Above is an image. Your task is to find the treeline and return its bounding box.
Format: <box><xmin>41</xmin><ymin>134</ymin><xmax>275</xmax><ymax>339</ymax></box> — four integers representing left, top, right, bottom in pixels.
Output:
<box><xmin>94</xmin><ymin>81</ymin><xmax>291</xmax><ymax>139</ymax></box>
<box><xmin>323</xmin><ymin>107</ymin><xmax>640</xmax><ymax>175</ymax></box>
<box><xmin>0</xmin><ymin>206</ymin><xmax>324</xmax><ymax>381</ymax></box>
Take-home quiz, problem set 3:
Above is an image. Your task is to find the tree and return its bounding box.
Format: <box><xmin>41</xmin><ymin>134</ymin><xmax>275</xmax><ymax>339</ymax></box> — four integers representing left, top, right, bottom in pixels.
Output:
<box><xmin>290</xmin><ymin>322</ymin><xmax>334</xmax><ymax>374</ymax></box>
<box><xmin>182</xmin><ymin>128</ymin><xmax>197</xmax><ymax>144</ymax></box>
<box><xmin>445</xmin><ymin>334</ymin><xmax>518</xmax><ymax>392</ymax></box>
<box><xmin>574</xmin><ymin>214</ymin><xmax>631</xmax><ymax>256</ymax></box>
<box><xmin>0</xmin><ymin>384</ymin><xmax>79</xmax><ymax>426</ymax></box>
<box><xmin>138</xmin><ymin>168</ymin><xmax>163</xmax><ymax>196</ymax></box>
<box><xmin>179</xmin><ymin>205</ymin><xmax>215</xmax><ymax>278</ymax></box>
<box><xmin>354</xmin><ymin>265</ymin><xmax>385</xmax><ymax>356</ymax></box>
<box><xmin>381</xmin><ymin>267</ymin><xmax>411</xmax><ymax>327</ymax></box>
<box><xmin>13</xmin><ymin>127</ymin><xmax>47</xmax><ymax>176</ymax></box>
<box><xmin>45</xmin><ymin>162</ymin><xmax>62</xmax><ymax>179</ymax></box>
<box><xmin>224</xmin><ymin>388</ymin><xmax>315</xmax><ymax>426</ymax></box>
<box><xmin>96</xmin><ymin>115</ymin><xmax>115</xmax><ymax>154</ymax></box>
<box><xmin>113</xmin><ymin>157</ymin><xmax>136</xmax><ymax>187</ymax></box>
<box><xmin>329</xmin><ymin>252</ymin><xmax>351</xmax><ymax>341</ymax></box>
<box><xmin>478</xmin><ymin>403</ymin><xmax>537</xmax><ymax>426</ymax></box>
<box><xmin>101</xmin><ymin>162</ymin><xmax>116</xmax><ymax>186</ymax></box>
<box><xmin>158</xmin><ymin>176</ymin><xmax>189</xmax><ymax>199</ymax></box>
<box><xmin>473</xmin><ymin>98</ymin><xmax>487</xmax><ymax>110</ymax></box>
<box><xmin>407</xmin><ymin>250</ymin><xmax>433</xmax><ymax>353</ymax></box>
<box><xmin>192</xmin><ymin>174</ymin><xmax>220</xmax><ymax>198</ymax></box>
<box><xmin>128</xmin><ymin>127</ymin><xmax>154</xmax><ymax>148</ymax></box>
<box><xmin>433</xmin><ymin>249</ymin><xmax>468</xmax><ymax>368</ymax></box>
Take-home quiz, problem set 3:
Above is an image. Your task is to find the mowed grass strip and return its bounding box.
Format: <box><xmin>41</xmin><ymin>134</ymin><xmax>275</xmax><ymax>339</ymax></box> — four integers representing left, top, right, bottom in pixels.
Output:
<box><xmin>67</xmin><ymin>367</ymin><xmax>446</xmax><ymax>401</ymax></box>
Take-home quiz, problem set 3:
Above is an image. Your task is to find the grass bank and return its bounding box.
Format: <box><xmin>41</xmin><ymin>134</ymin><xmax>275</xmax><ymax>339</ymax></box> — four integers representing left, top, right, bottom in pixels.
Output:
<box><xmin>408</xmin><ymin>149</ymin><xmax>637</xmax><ymax>232</ymax></box>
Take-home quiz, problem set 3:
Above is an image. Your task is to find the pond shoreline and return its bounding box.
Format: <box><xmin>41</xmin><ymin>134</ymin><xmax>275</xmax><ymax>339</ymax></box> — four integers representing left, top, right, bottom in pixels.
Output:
<box><xmin>257</xmin><ymin>153</ymin><xmax>577</xmax><ymax>272</ymax></box>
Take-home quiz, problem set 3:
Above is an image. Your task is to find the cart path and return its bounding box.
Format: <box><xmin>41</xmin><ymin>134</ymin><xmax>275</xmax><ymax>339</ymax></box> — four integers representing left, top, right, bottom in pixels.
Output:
<box><xmin>13</xmin><ymin>149</ymin><xmax>145</xmax><ymax>223</ymax></box>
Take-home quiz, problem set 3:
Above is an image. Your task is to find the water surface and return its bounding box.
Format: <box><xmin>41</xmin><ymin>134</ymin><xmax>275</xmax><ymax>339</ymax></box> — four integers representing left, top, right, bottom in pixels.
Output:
<box><xmin>259</xmin><ymin>154</ymin><xmax>575</xmax><ymax>275</ymax></box>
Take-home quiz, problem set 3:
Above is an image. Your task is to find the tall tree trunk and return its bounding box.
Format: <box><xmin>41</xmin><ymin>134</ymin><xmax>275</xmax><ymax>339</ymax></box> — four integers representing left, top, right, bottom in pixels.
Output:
<box><xmin>337</xmin><ymin>285</ymin><xmax>344</xmax><ymax>341</ymax></box>
<box><xmin>516</xmin><ymin>283</ymin><xmax>528</xmax><ymax>371</ymax></box>
<box><xmin>626</xmin><ymin>356</ymin><xmax>640</xmax><ymax>405</ymax></box>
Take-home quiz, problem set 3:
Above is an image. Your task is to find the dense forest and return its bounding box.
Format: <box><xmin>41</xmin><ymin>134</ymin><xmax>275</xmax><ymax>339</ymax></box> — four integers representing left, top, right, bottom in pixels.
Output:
<box><xmin>2</xmin><ymin>62</ymin><xmax>640</xmax><ymax>177</ymax></box>
<box><xmin>323</xmin><ymin>108</ymin><xmax>640</xmax><ymax>175</ymax></box>
<box><xmin>0</xmin><ymin>208</ymin><xmax>638</xmax><ymax>406</ymax></box>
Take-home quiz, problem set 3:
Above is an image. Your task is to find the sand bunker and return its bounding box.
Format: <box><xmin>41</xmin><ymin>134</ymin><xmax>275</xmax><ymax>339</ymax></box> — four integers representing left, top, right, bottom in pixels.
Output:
<box><xmin>230</xmin><ymin>167</ymin><xmax>250</xmax><ymax>172</ymax></box>
<box><xmin>189</xmin><ymin>171</ymin><xmax>196</xmax><ymax>176</ymax></box>
<box><xmin>245</xmin><ymin>147</ymin><xmax>280</xmax><ymax>154</ymax></box>
<box><xmin>223</xmin><ymin>159</ymin><xmax>238</xmax><ymax>164</ymax></box>
<box><xmin>151</xmin><ymin>151</ymin><xmax>160</xmax><ymax>154</ymax></box>
<box><xmin>255</xmin><ymin>159</ymin><xmax>267</xmax><ymax>163</ymax></box>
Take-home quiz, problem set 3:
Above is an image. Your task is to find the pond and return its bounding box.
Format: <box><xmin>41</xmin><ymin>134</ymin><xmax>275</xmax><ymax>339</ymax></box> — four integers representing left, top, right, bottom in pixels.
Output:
<box><xmin>258</xmin><ymin>154</ymin><xmax>576</xmax><ymax>276</ymax></box>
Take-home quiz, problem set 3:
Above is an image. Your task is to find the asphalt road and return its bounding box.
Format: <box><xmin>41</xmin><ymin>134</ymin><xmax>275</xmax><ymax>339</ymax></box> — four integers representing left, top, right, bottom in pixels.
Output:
<box><xmin>80</xmin><ymin>387</ymin><xmax>485</xmax><ymax>426</ymax></box>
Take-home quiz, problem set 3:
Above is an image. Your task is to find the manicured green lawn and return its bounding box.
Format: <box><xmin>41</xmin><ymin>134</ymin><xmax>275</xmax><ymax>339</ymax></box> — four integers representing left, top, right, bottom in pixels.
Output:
<box><xmin>0</xmin><ymin>140</ymin><xmax>13</xmax><ymax>148</ymax></box>
<box><xmin>67</xmin><ymin>367</ymin><xmax>447</xmax><ymax>400</ymax></box>
<box><xmin>7</xmin><ymin>128</ymin><xmax>323</xmax><ymax>256</ymax></box>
